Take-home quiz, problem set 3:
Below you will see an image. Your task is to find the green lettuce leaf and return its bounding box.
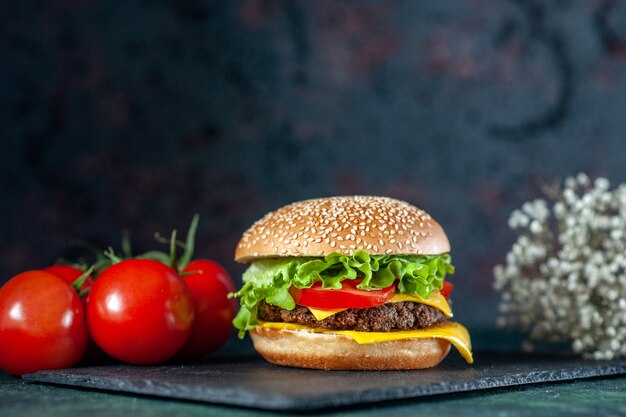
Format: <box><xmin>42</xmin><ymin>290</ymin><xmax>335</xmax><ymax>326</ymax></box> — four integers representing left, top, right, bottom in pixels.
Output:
<box><xmin>231</xmin><ymin>250</ymin><xmax>454</xmax><ymax>335</ymax></box>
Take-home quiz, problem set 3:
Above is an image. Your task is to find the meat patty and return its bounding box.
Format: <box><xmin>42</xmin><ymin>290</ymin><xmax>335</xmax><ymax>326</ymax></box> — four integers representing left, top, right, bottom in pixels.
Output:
<box><xmin>258</xmin><ymin>301</ymin><xmax>448</xmax><ymax>332</ymax></box>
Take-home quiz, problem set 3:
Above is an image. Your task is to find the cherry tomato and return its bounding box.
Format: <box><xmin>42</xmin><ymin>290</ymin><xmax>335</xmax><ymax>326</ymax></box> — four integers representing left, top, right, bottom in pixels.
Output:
<box><xmin>43</xmin><ymin>265</ymin><xmax>93</xmax><ymax>292</ymax></box>
<box><xmin>440</xmin><ymin>281</ymin><xmax>454</xmax><ymax>299</ymax></box>
<box><xmin>43</xmin><ymin>265</ymin><xmax>109</xmax><ymax>364</ymax></box>
<box><xmin>0</xmin><ymin>271</ymin><xmax>87</xmax><ymax>375</ymax></box>
<box><xmin>177</xmin><ymin>260</ymin><xmax>237</xmax><ymax>359</ymax></box>
<box><xmin>86</xmin><ymin>259</ymin><xmax>194</xmax><ymax>365</ymax></box>
<box><xmin>290</xmin><ymin>280</ymin><xmax>396</xmax><ymax>310</ymax></box>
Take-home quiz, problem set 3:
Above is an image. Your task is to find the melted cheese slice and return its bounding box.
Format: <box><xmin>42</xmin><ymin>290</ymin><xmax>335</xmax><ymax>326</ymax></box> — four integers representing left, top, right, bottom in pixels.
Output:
<box><xmin>306</xmin><ymin>292</ymin><xmax>453</xmax><ymax>321</ymax></box>
<box><xmin>259</xmin><ymin>321</ymin><xmax>473</xmax><ymax>364</ymax></box>
<box><xmin>307</xmin><ymin>307</ymin><xmax>349</xmax><ymax>321</ymax></box>
<box><xmin>388</xmin><ymin>292</ymin><xmax>453</xmax><ymax>317</ymax></box>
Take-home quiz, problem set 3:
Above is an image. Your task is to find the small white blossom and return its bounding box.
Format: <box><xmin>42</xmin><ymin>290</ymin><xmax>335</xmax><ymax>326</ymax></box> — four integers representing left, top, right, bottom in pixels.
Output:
<box><xmin>493</xmin><ymin>174</ymin><xmax>626</xmax><ymax>359</ymax></box>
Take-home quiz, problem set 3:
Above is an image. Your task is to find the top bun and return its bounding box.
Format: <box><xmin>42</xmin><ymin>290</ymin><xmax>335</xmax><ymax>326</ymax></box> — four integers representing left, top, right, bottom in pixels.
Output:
<box><xmin>235</xmin><ymin>196</ymin><xmax>450</xmax><ymax>262</ymax></box>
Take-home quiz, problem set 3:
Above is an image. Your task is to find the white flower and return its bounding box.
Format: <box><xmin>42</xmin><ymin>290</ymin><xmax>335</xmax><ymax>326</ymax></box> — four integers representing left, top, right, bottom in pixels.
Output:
<box><xmin>493</xmin><ymin>174</ymin><xmax>626</xmax><ymax>359</ymax></box>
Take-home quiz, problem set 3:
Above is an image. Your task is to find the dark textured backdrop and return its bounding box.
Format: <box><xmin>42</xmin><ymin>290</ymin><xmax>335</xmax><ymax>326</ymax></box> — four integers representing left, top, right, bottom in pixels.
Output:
<box><xmin>2</xmin><ymin>0</ymin><xmax>626</xmax><ymax>326</ymax></box>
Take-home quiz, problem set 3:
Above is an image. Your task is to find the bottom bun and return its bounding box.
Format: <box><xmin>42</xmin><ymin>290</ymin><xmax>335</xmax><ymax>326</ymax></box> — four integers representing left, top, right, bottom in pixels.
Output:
<box><xmin>250</xmin><ymin>326</ymin><xmax>451</xmax><ymax>370</ymax></box>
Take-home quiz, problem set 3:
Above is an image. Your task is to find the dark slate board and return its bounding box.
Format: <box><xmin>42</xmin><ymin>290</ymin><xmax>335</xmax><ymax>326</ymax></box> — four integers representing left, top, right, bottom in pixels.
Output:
<box><xmin>23</xmin><ymin>353</ymin><xmax>626</xmax><ymax>411</ymax></box>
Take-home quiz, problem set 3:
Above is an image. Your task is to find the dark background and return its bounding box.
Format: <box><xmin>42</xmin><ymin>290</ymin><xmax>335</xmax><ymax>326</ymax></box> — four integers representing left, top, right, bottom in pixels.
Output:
<box><xmin>2</xmin><ymin>0</ymin><xmax>626</xmax><ymax>327</ymax></box>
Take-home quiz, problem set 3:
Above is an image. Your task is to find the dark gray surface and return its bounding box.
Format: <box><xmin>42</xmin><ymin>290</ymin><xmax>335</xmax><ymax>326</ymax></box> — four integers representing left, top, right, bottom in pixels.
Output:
<box><xmin>23</xmin><ymin>353</ymin><xmax>626</xmax><ymax>411</ymax></box>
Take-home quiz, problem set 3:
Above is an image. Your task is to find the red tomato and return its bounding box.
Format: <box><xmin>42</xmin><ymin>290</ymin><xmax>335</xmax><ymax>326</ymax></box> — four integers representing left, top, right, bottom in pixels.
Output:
<box><xmin>290</xmin><ymin>280</ymin><xmax>396</xmax><ymax>310</ymax></box>
<box><xmin>440</xmin><ymin>281</ymin><xmax>454</xmax><ymax>299</ymax></box>
<box><xmin>0</xmin><ymin>271</ymin><xmax>87</xmax><ymax>375</ymax></box>
<box><xmin>177</xmin><ymin>260</ymin><xmax>237</xmax><ymax>359</ymax></box>
<box><xmin>86</xmin><ymin>259</ymin><xmax>194</xmax><ymax>365</ymax></box>
<box><xmin>43</xmin><ymin>265</ymin><xmax>93</xmax><ymax>292</ymax></box>
<box><xmin>43</xmin><ymin>266</ymin><xmax>109</xmax><ymax>365</ymax></box>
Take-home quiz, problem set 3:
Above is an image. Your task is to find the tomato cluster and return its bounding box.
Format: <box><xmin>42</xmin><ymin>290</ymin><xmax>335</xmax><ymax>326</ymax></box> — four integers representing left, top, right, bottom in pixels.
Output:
<box><xmin>0</xmin><ymin>218</ymin><xmax>236</xmax><ymax>376</ymax></box>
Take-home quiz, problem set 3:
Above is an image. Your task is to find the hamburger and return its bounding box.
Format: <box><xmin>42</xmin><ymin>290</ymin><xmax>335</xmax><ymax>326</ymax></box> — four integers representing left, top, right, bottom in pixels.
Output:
<box><xmin>232</xmin><ymin>196</ymin><xmax>473</xmax><ymax>370</ymax></box>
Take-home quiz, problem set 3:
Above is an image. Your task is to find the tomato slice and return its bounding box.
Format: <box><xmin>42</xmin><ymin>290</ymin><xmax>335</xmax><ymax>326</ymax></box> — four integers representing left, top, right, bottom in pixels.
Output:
<box><xmin>290</xmin><ymin>280</ymin><xmax>396</xmax><ymax>310</ymax></box>
<box><xmin>440</xmin><ymin>281</ymin><xmax>454</xmax><ymax>299</ymax></box>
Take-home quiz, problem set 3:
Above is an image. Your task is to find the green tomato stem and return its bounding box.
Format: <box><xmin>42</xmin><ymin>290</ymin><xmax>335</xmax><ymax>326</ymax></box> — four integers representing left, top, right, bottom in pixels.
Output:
<box><xmin>72</xmin><ymin>267</ymin><xmax>94</xmax><ymax>293</ymax></box>
<box><xmin>121</xmin><ymin>230</ymin><xmax>133</xmax><ymax>258</ymax></box>
<box><xmin>104</xmin><ymin>247</ymin><xmax>122</xmax><ymax>264</ymax></box>
<box><xmin>178</xmin><ymin>214</ymin><xmax>199</xmax><ymax>271</ymax></box>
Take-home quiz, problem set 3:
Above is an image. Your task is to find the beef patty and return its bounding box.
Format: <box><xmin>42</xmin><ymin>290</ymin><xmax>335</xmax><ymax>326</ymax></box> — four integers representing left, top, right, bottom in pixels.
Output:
<box><xmin>258</xmin><ymin>301</ymin><xmax>448</xmax><ymax>332</ymax></box>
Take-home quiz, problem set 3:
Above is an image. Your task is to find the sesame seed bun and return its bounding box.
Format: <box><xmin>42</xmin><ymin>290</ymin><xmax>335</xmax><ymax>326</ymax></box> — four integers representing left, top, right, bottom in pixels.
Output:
<box><xmin>250</xmin><ymin>326</ymin><xmax>451</xmax><ymax>370</ymax></box>
<box><xmin>235</xmin><ymin>196</ymin><xmax>450</xmax><ymax>262</ymax></box>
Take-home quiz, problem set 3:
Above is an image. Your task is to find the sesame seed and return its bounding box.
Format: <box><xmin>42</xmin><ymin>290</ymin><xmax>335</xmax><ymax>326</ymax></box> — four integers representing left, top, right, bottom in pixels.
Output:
<box><xmin>235</xmin><ymin>195</ymin><xmax>442</xmax><ymax>259</ymax></box>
